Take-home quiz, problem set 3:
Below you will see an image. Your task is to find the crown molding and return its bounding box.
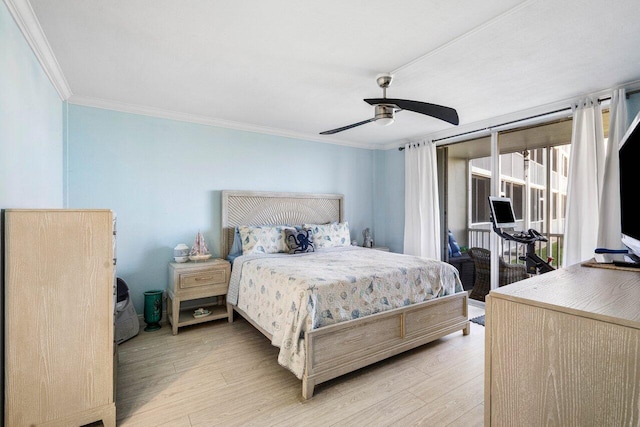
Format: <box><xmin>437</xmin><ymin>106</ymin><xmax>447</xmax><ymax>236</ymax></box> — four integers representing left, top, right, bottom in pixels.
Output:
<box><xmin>4</xmin><ymin>0</ymin><xmax>72</xmax><ymax>100</ymax></box>
<box><xmin>68</xmin><ymin>94</ymin><xmax>381</xmax><ymax>150</ymax></box>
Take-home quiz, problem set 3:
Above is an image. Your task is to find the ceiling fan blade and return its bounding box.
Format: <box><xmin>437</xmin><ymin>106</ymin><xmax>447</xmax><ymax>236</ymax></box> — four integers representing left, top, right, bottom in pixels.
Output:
<box><xmin>319</xmin><ymin>118</ymin><xmax>376</xmax><ymax>135</ymax></box>
<box><xmin>364</xmin><ymin>98</ymin><xmax>459</xmax><ymax>126</ymax></box>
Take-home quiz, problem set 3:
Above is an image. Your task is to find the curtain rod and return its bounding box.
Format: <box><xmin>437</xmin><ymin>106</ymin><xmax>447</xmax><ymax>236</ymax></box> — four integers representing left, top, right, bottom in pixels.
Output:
<box><xmin>398</xmin><ymin>88</ymin><xmax>640</xmax><ymax>151</ymax></box>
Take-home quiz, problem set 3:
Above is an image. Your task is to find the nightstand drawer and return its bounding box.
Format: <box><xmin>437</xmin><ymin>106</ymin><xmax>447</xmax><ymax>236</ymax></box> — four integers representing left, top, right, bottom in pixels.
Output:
<box><xmin>179</xmin><ymin>269</ymin><xmax>227</xmax><ymax>290</ymax></box>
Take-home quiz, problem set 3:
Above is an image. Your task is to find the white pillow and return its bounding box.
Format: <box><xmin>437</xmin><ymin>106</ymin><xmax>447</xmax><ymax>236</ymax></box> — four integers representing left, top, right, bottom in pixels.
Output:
<box><xmin>303</xmin><ymin>221</ymin><xmax>350</xmax><ymax>248</ymax></box>
<box><xmin>238</xmin><ymin>225</ymin><xmax>294</xmax><ymax>255</ymax></box>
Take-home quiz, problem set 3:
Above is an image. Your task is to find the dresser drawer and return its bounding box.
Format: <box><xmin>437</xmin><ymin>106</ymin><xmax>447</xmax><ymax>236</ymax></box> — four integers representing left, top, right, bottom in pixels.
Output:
<box><xmin>179</xmin><ymin>268</ymin><xmax>227</xmax><ymax>291</ymax></box>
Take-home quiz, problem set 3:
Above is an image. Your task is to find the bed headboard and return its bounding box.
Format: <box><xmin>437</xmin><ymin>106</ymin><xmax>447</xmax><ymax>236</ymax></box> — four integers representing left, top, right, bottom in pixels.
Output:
<box><xmin>221</xmin><ymin>190</ymin><xmax>344</xmax><ymax>258</ymax></box>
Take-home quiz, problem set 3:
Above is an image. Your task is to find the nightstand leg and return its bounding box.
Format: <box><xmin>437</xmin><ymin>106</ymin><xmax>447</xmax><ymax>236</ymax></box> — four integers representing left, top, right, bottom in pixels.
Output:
<box><xmin>171</xmin><ymin>296</ymin><xmax>180</xmax><ymax>335</ymax></box>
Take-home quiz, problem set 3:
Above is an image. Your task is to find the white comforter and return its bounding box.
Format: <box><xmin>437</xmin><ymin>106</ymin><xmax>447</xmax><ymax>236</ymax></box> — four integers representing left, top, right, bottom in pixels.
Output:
<box><xmin>228</xmin><ymin>246</ymin><xmax>463</xmax><ymax>378</ymax></box>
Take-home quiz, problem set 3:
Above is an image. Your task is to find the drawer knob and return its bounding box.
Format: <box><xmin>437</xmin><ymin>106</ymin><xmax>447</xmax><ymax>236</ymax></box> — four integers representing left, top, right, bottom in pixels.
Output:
<box><xmin>195</xmin><ymin>276</ymin><xmax>214</xmax><ymax>281</ymax></box>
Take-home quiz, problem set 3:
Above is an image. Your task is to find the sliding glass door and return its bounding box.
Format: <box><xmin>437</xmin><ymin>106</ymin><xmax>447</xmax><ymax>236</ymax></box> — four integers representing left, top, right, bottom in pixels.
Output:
<box><xmin>438</xmin><ymin>112</ymin><xmax>612</xmax><ymax>302</ymax></box>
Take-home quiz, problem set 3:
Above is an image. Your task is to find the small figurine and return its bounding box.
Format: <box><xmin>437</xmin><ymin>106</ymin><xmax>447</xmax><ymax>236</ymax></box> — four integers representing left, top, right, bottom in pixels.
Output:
<box><xmin>189</xmin><ymin>231</ymin><xmax>212</xmax><ymax>261</ymax></box>
<box><xmin>362</xmin><ymin>228</ymin><xmax>373</xmax><ymax>248</ymax></box>
<box><xmin>190</xmin><ymin>231</ymin><xmax>209</xmax><ymax>256</ymax></box>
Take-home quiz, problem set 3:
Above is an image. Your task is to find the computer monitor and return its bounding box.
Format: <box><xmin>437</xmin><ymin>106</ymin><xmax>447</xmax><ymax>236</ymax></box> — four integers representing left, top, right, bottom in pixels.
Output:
<box><xmin>488</xmin><ymin>196</ymin><xmax>517</xmax><ymax>229</ymax></box>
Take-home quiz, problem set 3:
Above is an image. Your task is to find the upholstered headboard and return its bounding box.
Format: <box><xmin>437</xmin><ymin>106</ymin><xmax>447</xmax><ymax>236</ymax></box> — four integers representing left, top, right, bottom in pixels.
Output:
<box><xmin>221</xmin><ymin>190</ymin><xmax>344</xmax><ymax>258</ymax></box>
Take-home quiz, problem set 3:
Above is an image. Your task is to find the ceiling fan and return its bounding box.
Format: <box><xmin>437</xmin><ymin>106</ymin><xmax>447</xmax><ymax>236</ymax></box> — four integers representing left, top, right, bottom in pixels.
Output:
<box><xmin>320</xmin><ymin>73</ymin><xmax>459</xmax><ymax>135</ymax></box>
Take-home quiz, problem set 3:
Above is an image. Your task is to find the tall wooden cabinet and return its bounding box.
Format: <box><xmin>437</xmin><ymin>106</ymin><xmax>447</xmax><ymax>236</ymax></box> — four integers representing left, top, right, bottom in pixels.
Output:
<box><xmin>3</xmin><ymin>209</ymin><xmax>116</xmax><ymax>427</ymax></box>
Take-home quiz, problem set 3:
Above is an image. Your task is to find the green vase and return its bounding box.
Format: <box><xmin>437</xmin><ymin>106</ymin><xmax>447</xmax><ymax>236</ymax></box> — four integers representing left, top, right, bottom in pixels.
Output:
<box><xmin>143</xmin><ymin>290</ymin><xmax>163</xmax><ymax>331</ymax></box>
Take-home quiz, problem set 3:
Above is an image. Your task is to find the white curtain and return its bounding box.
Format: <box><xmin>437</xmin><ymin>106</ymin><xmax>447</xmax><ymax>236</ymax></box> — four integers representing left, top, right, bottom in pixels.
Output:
<box><xmin>597</xmin><ymin>89</ymin><xmax>628</xmax><ymax>249</ymax></box>
<box><xmin>562</xmin><ymin>98</ymin><xmax>605</xmax><ymax>267</ymax></box>
<box><xmin>403</xmin><ymin>140</ymin><xmax>441</xmax><ymax>259</ymax></box>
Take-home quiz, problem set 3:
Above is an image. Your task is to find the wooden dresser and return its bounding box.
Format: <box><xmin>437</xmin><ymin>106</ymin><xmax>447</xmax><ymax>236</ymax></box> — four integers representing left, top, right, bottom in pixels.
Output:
<box><xmin>4</xmin><ymin>209</ymin><xmax>116</xmax><ymax>427</ymax></box>
<box><xmin>485</xmin><ymin>263</ymin><xmax>640</xmax><ymax>426</ymax></box>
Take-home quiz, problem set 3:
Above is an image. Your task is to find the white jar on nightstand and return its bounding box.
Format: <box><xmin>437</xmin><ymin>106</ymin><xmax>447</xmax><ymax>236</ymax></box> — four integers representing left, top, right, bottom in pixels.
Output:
<box><xmin>173</xmin><ymin>243</ymin><xmax>190</xmax><ymax>262</ymax></box>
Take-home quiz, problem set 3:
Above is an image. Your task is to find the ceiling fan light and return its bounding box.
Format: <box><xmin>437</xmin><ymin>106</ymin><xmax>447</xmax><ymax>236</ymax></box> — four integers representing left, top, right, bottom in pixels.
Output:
<box><xmin>374</xmin><ymin>104</ymin><xmax>395</xmax><ymax>127</ymax></box>
<box><xmin>376</xmin><ymin>117</ymin><xmax>394</xmax><ymax>126</ymax></box>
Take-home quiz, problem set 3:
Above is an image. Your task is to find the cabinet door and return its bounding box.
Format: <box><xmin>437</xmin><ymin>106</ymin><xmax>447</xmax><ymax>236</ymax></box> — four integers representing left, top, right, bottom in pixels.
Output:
<box><xmin>5</xmin><ymin>210</ymin><xmax>114</xmax><ymax>425</ymax></box>
<box><xmin>487</xmin><ymin>297</ymin><xmax>640</xmax><ymax>426</ymax></box>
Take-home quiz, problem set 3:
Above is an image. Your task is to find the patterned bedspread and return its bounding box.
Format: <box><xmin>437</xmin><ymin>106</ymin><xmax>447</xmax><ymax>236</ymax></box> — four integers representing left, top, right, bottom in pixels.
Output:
<box><xmin>228</xmin><ymin>246</ymin><xmax>463</xmax><ymax>378</ymax></box>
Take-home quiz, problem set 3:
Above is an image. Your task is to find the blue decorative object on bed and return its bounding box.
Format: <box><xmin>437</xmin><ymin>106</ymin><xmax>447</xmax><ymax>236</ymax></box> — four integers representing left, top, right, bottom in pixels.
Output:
<box><xmin>285</xmin><ymin>229</ymin><xmax>315</xmax><ymax>254</ymax></box>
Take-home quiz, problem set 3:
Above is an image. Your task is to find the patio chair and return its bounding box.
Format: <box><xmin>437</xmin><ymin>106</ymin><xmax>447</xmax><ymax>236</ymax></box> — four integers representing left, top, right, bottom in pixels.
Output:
<box><xmin>467</xmin><ymin>247</ymin><xmax>528</xmax><ymax>302</ymax></box>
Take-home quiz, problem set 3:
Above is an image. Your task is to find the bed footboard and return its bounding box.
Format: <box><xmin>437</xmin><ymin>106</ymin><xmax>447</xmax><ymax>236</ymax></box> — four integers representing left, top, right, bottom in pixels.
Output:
<box><xmin>302</xmin><ymin>291</ymin><xmax>469</xmax><ymax>399</ymax></box>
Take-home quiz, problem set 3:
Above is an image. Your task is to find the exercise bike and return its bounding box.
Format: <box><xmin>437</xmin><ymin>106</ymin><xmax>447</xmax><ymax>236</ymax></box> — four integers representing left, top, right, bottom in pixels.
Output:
<box><xmin>492</xmin><ymin>223</ymin><xmax>555</xmax><ymax>275</ymax></box>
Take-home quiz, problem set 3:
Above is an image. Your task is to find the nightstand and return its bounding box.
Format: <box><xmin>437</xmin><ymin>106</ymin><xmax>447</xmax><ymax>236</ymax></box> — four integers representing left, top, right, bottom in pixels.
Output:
<box><xmin>370</xmin><ymin>246</ymin><xmax>390</xmax><ymax>251</ymax></box>
<box><xmin>167</xmin><ymin>258</ymin><xmax>231</xmax><ymax>335</ymax></box>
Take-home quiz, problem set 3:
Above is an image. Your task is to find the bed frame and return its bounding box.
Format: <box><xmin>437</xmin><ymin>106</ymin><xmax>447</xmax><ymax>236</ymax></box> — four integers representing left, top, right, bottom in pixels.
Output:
<box><xmin>221</xmin><ymin>190</ymin><xmax>470</xmax><ymax>399</ymax></box>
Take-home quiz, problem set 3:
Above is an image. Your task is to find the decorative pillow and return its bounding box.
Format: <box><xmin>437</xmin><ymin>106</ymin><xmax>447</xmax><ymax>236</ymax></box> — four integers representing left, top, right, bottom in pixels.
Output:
<box><xmin>285</xmin><ymin>228</ymin><xmax>315</xmax><ymax>254</ymax></box>
<box><xmin>227</xmin><ymin>227</ymin><xmax>243</xmax><ymax>259</ymax></box>
<box><xmin>238</xmin><ymin>225</ymin><xmax>294</xmax><ymax>255</ymax></box>
<box><xmin>303</xmin><ymin>221</ymin><xmax>350</xmax><ymax>248</ymax></box>
<box><xmin>448</xmin><ymin>229</ymin><xmax>462</xmax><ymax>257</ymax></box>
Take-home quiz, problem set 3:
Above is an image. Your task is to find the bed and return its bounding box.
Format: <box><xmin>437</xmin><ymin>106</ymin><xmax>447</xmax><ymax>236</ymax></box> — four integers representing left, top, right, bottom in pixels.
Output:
<box><xmin>221</xmin><ymin>190</ymin><xmax>470</xmax><ymax>399</ymax></box>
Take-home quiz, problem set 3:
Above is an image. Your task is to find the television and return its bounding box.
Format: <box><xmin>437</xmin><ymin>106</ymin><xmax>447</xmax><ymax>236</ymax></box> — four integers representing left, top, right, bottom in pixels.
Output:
<box><xmin>619</xmin><ymin>110</ymin><xmax>640</xmax><ymax>262</ymax></box>
<box><xmin>488</xmin><ymin>196</ymin><xmax>518</xmax><ymax>229</ymax></box>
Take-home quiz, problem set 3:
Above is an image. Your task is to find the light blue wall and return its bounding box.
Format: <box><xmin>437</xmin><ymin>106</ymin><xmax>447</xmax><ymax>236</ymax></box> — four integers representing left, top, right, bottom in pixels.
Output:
<box><xmin>66</xmin><ymin>105</ymin><xmax>375</xmax><ymax>312</ymax></box>
<box><xmin>373</xmin><ymin>149</ymin><xmax>405</xmax><ymax>253</ymax></box>
<box><xmin>0</xmin><ymin>3</ymin><xmax>63</xmax><ymax>208</ymax></box>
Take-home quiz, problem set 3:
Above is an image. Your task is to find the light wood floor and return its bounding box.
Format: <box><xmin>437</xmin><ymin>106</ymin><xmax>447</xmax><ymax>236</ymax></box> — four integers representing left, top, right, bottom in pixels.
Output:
<box><xmin>115</xmin><ymin>303</ymin><xmax>485</xmax><ymax>426</ymax></box>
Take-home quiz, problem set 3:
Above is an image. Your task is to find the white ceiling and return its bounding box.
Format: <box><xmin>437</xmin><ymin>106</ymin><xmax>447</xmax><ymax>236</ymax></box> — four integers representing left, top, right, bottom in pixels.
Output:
<box><xmin>19</xmin><ymin>0</ymin><xmax>640</xmax><ymax>149</ymax></box>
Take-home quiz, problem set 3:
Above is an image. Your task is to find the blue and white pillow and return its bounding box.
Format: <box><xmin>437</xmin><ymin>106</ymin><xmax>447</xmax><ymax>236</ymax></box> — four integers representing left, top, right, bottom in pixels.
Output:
<box><xmin>238</xmin><ymin>225</ymin><xmax>294</xmax><ymax>255</ymax></box>
<box><xmin>226</xmin><ymin>227</ymin><xmax>244</xmax><ymax>262</ymax></box>
<box><xmin>448</xmin><ymin>229</ymin><xmax>462</xmax><ymax>257</ymax></box>
<box><xmin>303</xmin><ymin>221</ymin><xmax>350</xmax><ymax>248</ymax></box>
<box><xmin>285</xmin><ymin>228</ymin><xmax>315</xmax><ymax>254</ymax></box>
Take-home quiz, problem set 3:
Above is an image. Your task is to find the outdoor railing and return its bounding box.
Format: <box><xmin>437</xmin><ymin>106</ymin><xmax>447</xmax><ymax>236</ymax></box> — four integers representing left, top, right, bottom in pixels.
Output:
<box><xmin>467</xmin><ymin>228</ymin><xmax>564</xmax><ymax>269</ymax></box>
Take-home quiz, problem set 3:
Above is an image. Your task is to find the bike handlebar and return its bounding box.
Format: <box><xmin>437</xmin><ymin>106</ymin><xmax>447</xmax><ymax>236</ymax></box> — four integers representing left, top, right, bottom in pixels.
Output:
<box><xmin>494</xmin><ymin>226</ymin><xmax>548</xmax><ymax>244</ymax></box>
